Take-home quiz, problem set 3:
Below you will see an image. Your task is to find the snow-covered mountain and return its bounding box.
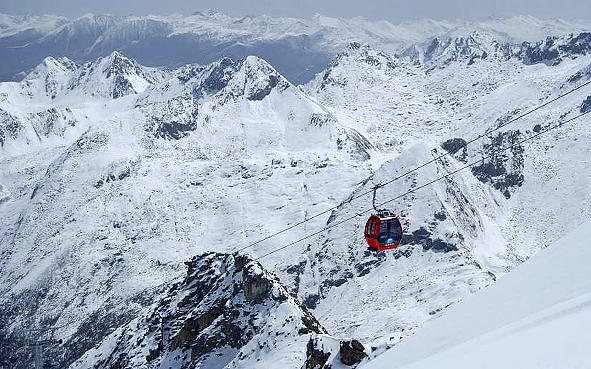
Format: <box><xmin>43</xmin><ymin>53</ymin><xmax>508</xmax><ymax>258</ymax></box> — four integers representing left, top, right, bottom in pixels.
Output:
<box><xmin>0</xmin><ymin>50</ymin><xmax>374</xmax><ymax>368</ymax></box>
<box><xmin>1</xmin><ymin>22</ymin><xmax>591</xmax><ymax>369</ymax></box>
<box><xmin>292</xmin><ymin>35</ymin><xmax>591</xmax><ymax>353</ymax></box>
<box><xmin>1</xmin><ymin>12</ymin><xmax>591</xmax><ymax>84</ymax></box>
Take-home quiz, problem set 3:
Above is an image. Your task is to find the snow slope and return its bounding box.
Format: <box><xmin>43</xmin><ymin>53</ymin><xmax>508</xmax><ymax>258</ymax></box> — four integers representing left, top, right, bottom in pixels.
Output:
<box><xmin>364</xmin><ymin>218</ymin><xmax>591</xmax><ymax>369</ymax></box>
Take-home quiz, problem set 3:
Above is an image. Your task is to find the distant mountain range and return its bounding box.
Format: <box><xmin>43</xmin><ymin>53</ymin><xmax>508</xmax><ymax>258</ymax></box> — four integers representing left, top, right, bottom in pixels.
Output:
<box><xmin>1</xmin><ymin>13</ymin><xmax>590</xmax><ymax>83</ymax></box>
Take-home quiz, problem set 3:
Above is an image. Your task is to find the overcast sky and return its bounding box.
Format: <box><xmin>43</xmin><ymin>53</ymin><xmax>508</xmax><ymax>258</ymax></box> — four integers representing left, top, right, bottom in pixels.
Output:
<box><xmin>1</xmin><ymin>0</ymin><xmax>590</xmax><ymax>22</ymax></box>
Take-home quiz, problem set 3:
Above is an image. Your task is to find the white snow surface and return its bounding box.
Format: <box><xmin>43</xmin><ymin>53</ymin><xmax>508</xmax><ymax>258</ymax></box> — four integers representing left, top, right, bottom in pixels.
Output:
<box><xmin>364</xmin><ymin>218</ymin><xmax>591</xmax><ymax>369</ymax></box>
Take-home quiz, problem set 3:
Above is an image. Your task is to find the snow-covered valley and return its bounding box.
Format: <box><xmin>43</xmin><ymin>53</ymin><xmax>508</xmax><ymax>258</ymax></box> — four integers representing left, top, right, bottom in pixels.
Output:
<box><xmin>0</xmin><ymin>13</ymin><xmax>590</xmax><ymax>368</ymax></box>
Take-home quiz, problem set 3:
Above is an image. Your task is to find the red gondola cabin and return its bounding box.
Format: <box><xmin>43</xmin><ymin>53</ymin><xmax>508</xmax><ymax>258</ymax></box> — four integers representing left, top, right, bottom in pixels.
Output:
<box><xmin>364</xmin><ymin>214</ymin><xmax>403</xmax><ymax>251</ymax></box>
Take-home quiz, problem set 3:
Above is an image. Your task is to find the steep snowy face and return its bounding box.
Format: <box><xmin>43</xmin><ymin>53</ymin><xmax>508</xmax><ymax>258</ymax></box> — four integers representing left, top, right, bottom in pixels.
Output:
<box><xmin>138</xmin><ymin>54</ymin><xmax>371</xmax><ymax>159</ymax></box>
<box><xmin>23</xmin><ymin>56</ymin><xmax>79</xmax><ymax>100</ymax></box>
<box><xmin>0</xmin><ymin>52</ymin><xmax>162</xmax><ymax>152</ymax></box>
<box><xmin>304</xmin><ymin>43</ymin><xmax>454</xmax><ymax>151</ymax></box>
<box><xmin>278</xmin><ymin>143</ymin><xmax>499</xmax><ymax>350</ymax></box>
<box><xmin>364</xmin><ymin>218</ymin><xmax>591</xmax><ymax>369</ymax></box>
<box><xmin>69</xmin><ymin>51</ymin><xmax>162</xmax><ymax>99</ymax></box>
<box><xmin>70</xmin><ymin>252</ymin><xmax>325</xmax><ymax>369</ymax></box>
<box><xmin>3</xmin><ymin>51</ymin><xmax>161</xmax><ymax>104</ymax></box>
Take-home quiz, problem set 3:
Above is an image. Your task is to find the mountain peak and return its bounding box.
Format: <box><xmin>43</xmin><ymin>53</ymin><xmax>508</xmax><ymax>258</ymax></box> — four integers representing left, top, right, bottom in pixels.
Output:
<box><xmin>26</xmin><ymin>56</ymin><xmax>78</xmax><ymax>80</ymax></box>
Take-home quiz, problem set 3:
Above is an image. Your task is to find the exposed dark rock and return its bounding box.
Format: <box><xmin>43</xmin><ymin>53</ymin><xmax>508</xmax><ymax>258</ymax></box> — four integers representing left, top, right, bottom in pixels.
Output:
<box><xmin>400</xmin><ymin>227</ymin><xmax>458</xmax><ymax>253</ymax></box>
<box><xmin>243</xmin><ymin>264</ymin><xmax>272</xmax><ymax>302</ymax></box>
<box><xmin>521</xmin><ymin>37</ymin><xmax>561</xmax><ymax>66</ymax></box>
<box><xmin>112</xmin><ymin>75</ymin><xmax>135</xmax><ymax>99</ymax></box>
<box><xmin>567</xmin><ymin>63</ymin><xmax>591</xmax><ymax>84</ymax></box>
<box><xmin>340</xmin><ymin>339</ymin><xmax>367</xmax><ymax>366</ymax></box>
<box><xmin>310</xmin><ymin>113</ymin><xmax>336</xmax><ymax>127</ymax></box>
<box><xmin>519</xmin><ymin>33</ymin><xmax>591</xmax><ymax>67</ymax></box>
<box><xmin>0</xmin><ymin>109</ymin><xmax>22</xmax><ymax>147</ymax></box>
<box><xmin>305</xmin><ymin>337</ymin><xmax>331</xmax><ymax>369</ymax></box>
<box><xmin>434</xmin><ymin>210</ymin><xmax>447</xmax><ymax>221</ymax></box>
<box><xmin>152</xmin><ymin>118</ymin><xmax>198</xmax><ymax>140</ymax></box>
<box><xmin>303</xmin><ymin>294</ymin><xmax>320</xmax><ymax>310</ymax></box>
<box><xmin>195</xmin><ymin>57</ymin><xmax>240</xmax><ymax>98</ymax></box>
<box><xmin>247</xmin><ymin>74</ymin><xmax>279</xmax><ymax>101</ymax></box>
<box><xmin>147</xmin><ymin>96</ymin><xmax>199</xmax><ymax>140</ymax></box>
<box><xmin>304</xmin><ymin>336</ymin><xmax>368</xmax><ymax>368</ymax></box>
<box><xmin>559</xmin><ymin>32</ymin><xmax>591</xmax><ymax>56</ymax></box>
<box><xmin>471</xmin><ymin>130</ymin><xmax>524</xmax><ymax>199</ymax></box>
<box><xmin>286</xmin><ymin>260</ymin><xmax>307</xmax><ymax>295</ymax></box>
<box><xmin>441</xmin><ymin>138</ymin><xmax>468</xmax><ymax>162</ymax></box>
<box><xmin>581</xmin><ymin>96</ymin><xmax>591</xmax><ymax>113</ymax></box>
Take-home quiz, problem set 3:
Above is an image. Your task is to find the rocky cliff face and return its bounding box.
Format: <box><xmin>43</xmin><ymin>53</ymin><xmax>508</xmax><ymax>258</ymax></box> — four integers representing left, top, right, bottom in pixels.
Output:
<box><xmin>70</xmin><ymin>252</ymin><xmax>326</xmax><ymax>369</ymax></box>
<box><xmin>519</xmin><ymin>32</ymin><xmax>591</xmax><ymax>66</ymax></box>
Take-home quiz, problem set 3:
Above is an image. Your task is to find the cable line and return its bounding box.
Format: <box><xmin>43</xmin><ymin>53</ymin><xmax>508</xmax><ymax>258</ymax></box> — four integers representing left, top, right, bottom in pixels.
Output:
<box><xmin>254</xmin><ymin>110</ymin><xmax>589</xmax><ymax>260</ymax></box>
<box><xmin>237</xmin><ymin>79</ymin><xmax>591</xmax><ymax>253</ymax></box>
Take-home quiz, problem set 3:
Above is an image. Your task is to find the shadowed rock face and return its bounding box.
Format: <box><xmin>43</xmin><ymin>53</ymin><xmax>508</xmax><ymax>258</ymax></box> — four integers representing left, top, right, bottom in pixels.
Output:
<box><xmin>0</xmin><ymin>109</ymin><xmax>22</xmax><ymax>147</ymax></box>
<box><xmin>520</xmin><ymin>33</ymin><xmax>591</xmax><ymax>66</ymax></box>
<box><xmin>305</xmin><ymin>337</ymin><xmax>332</xmax><ymax>369</ymax></box>
<box><xmin>340</xmin><ymin>339</ymin><xmax>368</xmax><ymax>366</ymax></box>
<box><xmin>471</xmin><ymin>130</ymin><xmax>524</xmax><ymax>199</ymax></box>
<box><xmin>303</xmin><ymin>335</ymin><xmax>368</xmax><ymax>368</ymax></box>
<box><xmin>441</xmin><ymin>138</ymin><xmax>468</xmax><ymax>162</ymax></box>
<box><xmin>69</xmin><ymin>252</ymin><xmax>326</xmax><ymax>369</ymax></box>
<box><xmin>581</xmin><ymin>96</ymin><xmax>591</xmax><ymax>113</ymax></box>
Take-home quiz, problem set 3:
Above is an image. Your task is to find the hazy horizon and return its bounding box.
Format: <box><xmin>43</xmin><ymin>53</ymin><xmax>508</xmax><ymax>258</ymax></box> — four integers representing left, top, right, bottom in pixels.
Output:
<box><xmin>1</xmin><ymin>0</ymin><xmax>590</xmax><ymax>23</ymax></box>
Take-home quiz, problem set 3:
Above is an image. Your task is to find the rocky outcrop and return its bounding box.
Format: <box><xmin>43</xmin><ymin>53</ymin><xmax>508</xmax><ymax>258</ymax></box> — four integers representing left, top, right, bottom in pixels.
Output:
<box><xmin>0</xmin><ymin>109</ymin><xmax>22</xmax><ymax>147</ymax></box>
<box><xmin>441</xmin><ymin>138</ymin><xmax>468</xmax><ymax>162</ymax></box>
<box><xmin>145</xmin><ymin>95</ymin><xmax>199</xmax><ymax>140</ymax></box>
<box><xmin>305</xmin><ymin>337</ymin><xmax>332</xmax><ymax>369</ymax></box>
<box><xmin>340</xmin><ymin>339</ymin><xmax>368</xmax><ymax>366</ymax></box>
<box><xmin>401</xmin><ymin>32</ymin><xmax>508</xmax><ymax>66</ymax></box>
<box><xmin>303</xmin><ymin>335</ymin><xmax>368</xmax><ymax>368</ymax></box>
<box><xmin>581</xmin><ymin>96</ymin><xmax>591</xmax><ymax>114</ymax></box>
<box><xmin>70</xmin><ymin>252</ymin><xmax>326</xmax><ymax>369</ymax></box>
<box><xmin>519</xmin><ymin>33</ymin><xmax>591</xmax><ymax>66</ymax></box>
<box><xmin>471</xmin><ymin>130</ymin><xmax>524</xmax><ymax>199</ymax></box>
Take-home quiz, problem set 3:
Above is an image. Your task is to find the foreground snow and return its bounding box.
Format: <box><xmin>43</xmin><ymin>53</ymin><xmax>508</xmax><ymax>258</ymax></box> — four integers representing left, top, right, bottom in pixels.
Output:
<box><xmin>364</xmin><ymin>218</ymin><xmax>591</xmax><ymax>369</ymax></box>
